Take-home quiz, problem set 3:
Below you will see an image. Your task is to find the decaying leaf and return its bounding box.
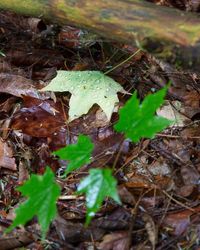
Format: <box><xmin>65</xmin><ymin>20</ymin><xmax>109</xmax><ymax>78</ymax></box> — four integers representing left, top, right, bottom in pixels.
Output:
<box><xmin>41</xmin><ymin>70</ymin><xmax>124</xmax><ymax>121</ymax></box>
<box><xmin>11</xmin><ymin>96</ymin><xmax>66</xmax><ymax>137</ymax></box>
<box><xmin>99</xmin><ymin>231</ymin><xmax>129</xmax><ymax>250</ymax></box>
<box><xmin>143</xmin><ymin>213</ymin><xmax>158</xmax><ymax>249</ymax></box>
<box><xmin>0</xmin><ymin>73</ymin><xmax>45</xmax><ymax>98</ymax></box>
<box><xmin>0</xmin><ymin>139</ymin><xmax>16</xmax><ymax>171</ymax></box>
<box><xmin>162</xmin><ymin>205</ymin><xmax>200</xmax><ymax>236</ymax></box>
<box><xmin>157</xmin><ymin>100</ymin><xmax>190</xmax><ymax>127</ymax></box>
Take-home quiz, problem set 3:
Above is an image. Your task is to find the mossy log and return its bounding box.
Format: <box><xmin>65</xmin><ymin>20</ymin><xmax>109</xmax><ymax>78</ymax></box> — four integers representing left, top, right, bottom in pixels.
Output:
<box><xmin>1</xmin><ymin>0</ymin><xmax>200</xmax><ymax>65</ymax></box>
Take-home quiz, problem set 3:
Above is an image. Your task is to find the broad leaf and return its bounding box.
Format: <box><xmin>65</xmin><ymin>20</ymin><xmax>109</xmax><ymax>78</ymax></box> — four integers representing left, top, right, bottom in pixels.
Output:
<box><xmin>6</xmin><ymin>167</ymin><xmax>61</xmax><ymax>239</ymax></box>
<box><xmin>114</xmin><ymin>87</ymin><xmax>172</xmax><ymax>142</ymax></box>
<box><xmin>77</xmin><ymin>168</ymin><xmax>121</xmax><ymax>225</ymax></box>
<box><xmin>41</xmin><ymin>71</ymin><xmax>124</xmax><ymax>121</ymax></box>
<box><xmin>54</xmin><ymin>135</ymin><xmax>94</xmax><ymax>176</ymax></box>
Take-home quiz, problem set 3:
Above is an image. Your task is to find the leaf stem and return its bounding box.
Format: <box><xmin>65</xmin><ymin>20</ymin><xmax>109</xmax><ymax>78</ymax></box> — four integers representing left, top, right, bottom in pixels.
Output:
<box><xmin>104</xmin><ymin>49</ymin><xmax>141</xmax><ymax>75</ymax></box>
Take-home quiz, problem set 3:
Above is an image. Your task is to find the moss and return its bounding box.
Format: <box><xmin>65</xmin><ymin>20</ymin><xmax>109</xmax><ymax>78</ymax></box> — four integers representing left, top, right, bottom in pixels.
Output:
<box><xmin>0</xmin><ymin>0</ymin><xmax>47</xmax><ymax>16</ymax></box>
<box><xmin>178</xmin><ymin>24</ymin><xmax>200</xmax><ymax>45</ymax></box>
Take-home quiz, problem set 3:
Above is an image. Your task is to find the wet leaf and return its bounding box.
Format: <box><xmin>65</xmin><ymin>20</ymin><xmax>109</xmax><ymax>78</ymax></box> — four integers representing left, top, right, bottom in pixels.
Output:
<box><xmin>41</xmin><ymin>70</ymin><xmax>124</xmax><ymax>121</ymax></box>
<box><xmin>77</xmin><ymin>168</ymin><xmax>121</xmax><ymax>225</ymax></box>
<box><xmin>6</xmin><ymin>167</ymin><xmax>61</xmax><ymax>239</ymax></box>
<box><xmin>114</xmin><ymin>87</ymin><xmax>172</xmax><ymax>142</ymax></box>
<box><xmin>0</xmin><ymin>73</ymin><xmax>45</xmax><ymax>98</ymax></box>
<box><xmin>11</xmin><ymin>96</ymin><xmax>66</xmax><ymax>137</ymax></box>
<box><xmin>54</xmin><ymin>135</ymin><xmax>94</xmax><ymax>176</ymax></box>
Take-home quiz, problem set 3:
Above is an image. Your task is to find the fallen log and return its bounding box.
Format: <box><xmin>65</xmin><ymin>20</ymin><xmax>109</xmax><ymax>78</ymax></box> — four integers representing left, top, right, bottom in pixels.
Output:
<box><xmin>0</xmin><ymin>0</ymin><xmax>200</xmax><ymax>66</ymax></box>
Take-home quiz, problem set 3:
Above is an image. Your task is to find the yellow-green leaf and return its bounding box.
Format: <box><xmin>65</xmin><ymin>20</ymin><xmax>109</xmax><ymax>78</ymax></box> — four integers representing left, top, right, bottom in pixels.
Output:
<box><xmin>41</xmin><ymin>71</ymin><xmax>124</xmax><ymax>121</ymax></box>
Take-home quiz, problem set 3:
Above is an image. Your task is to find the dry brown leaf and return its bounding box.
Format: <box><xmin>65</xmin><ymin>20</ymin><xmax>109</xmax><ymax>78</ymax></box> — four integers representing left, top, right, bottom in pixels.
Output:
<box><xmin>0</xmin><ymin>139</ymin><xmax>16</xmax><ymax>171</ymax></box>
<box><xmin>143</xmin><ymin>213</ymin><xmax>158</xmax><ymax>249</ymax></box>
<box><xmin>175</xmin><ymin>185</ymin><xmax>194</xmax><ymax>197</ymax></box>
<box><xmin>11</xmin><ymin>96</ymin><xmax>66</xmax><ymax>137</ymax></box>
<box><xmin>0</xmin><ymin>73</ymin><xmax>44</xmax><ymax>98</ymax></box>
<box><xmin>99</xmin><ymin>231</ymin><xmax>129</xmax><ymax>250</ymax></box>
<box><xmin>118</xmin><ymin>186</ymin><xmax>135</xmax><ymax>205</ymax></box>
<box><xmin>18</xmin><ymin>161</ymin><xmax>29</xmax><ymax>184</ymax></box>
<box><xmin>157</xmin><ymin>100</ymin><xmax>190</xmax><ymax>127</ymax></box>
<box><xmin>181</xmin><ymin>165</ymin><xmax>200</xmax><ymax>185</ymax></box>
<box><xmin>183</xmin><ymin>90</ymin><xmax>200</xmax><ymax>108</ymax></box>
<box><xmin>162</xmin><ymin>205</ymin><xmax>200</xmax><ymax>236</ymax></box>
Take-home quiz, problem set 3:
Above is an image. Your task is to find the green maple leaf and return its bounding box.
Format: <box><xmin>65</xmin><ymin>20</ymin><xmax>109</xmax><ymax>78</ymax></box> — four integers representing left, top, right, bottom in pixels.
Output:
<box><xmin>41</xmin><ymin>70</ymin><xmax>124</xmax><ymax>121</ymax></box>
<box><xmin>114</xmin><ymin>86</ymin><xmax>172</xmax><ymax>142</ymax></box>
<box><xmin>6</xmin><ymin>167</ymin><xmax>61</xmax><ymax>239</ymax></box>
<box><xmin>77</xmin><ymin>168</ymin><xmax>121</xmax><ymax>225</ymax></box>
<box><xmin>54</xmin><ymin>135</ymin><xmax>94</xmax><ymax>176</ymax></box>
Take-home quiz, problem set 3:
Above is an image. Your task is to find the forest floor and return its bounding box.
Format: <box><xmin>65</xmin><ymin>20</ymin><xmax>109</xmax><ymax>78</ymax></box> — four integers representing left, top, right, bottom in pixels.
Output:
<box><xmin>1</xmin><ymin>2</ymin><xmax>200</xmax><ymax>249</ymax></box>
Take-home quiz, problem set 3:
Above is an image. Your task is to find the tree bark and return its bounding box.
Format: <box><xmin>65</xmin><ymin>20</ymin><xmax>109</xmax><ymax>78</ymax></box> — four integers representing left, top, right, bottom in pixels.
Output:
<box><xmin>0</xmin><ymin>0</ymin><xmax>200</xmax><ymax>64</ymax></box>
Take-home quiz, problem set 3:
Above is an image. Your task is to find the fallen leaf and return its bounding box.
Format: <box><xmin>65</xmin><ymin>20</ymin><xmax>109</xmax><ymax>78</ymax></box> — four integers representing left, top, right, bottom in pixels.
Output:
<box><xmin>118</xmin><ymin>186</ymin><xmax>135</xmax><ymax>205</ymax></box>
<box><xmin>183</xmin><ymin>90</ymin><xmax>200</xmax><ymax>108</ymax></box>
<box><xmin>143</xmin><ymin>213</ymin><xmax>158</xmax><ymax>249</ymax></box>
<box><xmin>6</xmin><ymin>49</ymin><xmax>64</xmax><ymax>67</ymax></box>
<box><xmin>18</xmin><ymin>161</ymin><xmax>29</xmax><ymax>184</ymax></box>
<box><xmin>175</xmin><ymin>185</ymin><xmax>194</xmax><ymax>197</ymax></box>
<box><xmin>41</xmin><ymin>70</ymin><xmax>124</xmax><ymax>121</ymax></box>
<box><xmin>0</xmin><ymin>231</ymin><xmax>34</xmax><ymax>250</ymax></box>
<box><xmin>99</xmin><ymin>231</ymin><xmax>129</xmax><ymax>250</ymax></box>
<box><xmin>181</xmin><ymin>165</ymin><xmax>200</xmax><ymax>185</ymax></box>
<box><xmin>54</xmin><ymin>215</ymin><xmax>105</xmax><ymax>243</ymax></box>
<box><xmin>162</xmin><ymin>206</ymin><xmax>200</xmax><ymax>236</ymax></box>
<box><xmin>0</xmin><ymin>139</ymin><xmax>16</xmax><ymax>171</ymax></box>
<box><xmin>0</xmin><ymin>73</ymin><xmax>44</xmax><ymax>98</ymax></box>
<box><xmin>11</xmin><ymin>96</ymin><xmax>66</xmax><ymax>137</ymax></box>
<box><xmin>157</xmin><ymin>100</ymin><xmax>190</xmax><ymax>127</ymax></box>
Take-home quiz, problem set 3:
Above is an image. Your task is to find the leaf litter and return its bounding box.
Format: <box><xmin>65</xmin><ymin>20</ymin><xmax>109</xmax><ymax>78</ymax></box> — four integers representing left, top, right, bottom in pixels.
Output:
<box><xmin>0</xmin><ymin>8</ymin><xmax>200</xmax><ymax>250</ymax></box>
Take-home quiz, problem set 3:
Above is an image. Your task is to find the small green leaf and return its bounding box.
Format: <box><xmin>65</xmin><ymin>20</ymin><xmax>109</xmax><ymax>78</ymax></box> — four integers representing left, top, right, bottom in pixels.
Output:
<box><xmin>77</xmin><ymin>168</ymin><xmax>121</xmax><ymax>225</ymax></box>
<box><xmin>41</xmin><ymin>70</ymin><xmax>124</xmax><ymax>121</ymax></box>
<box><xmin>54</xmin><ymin>135</ymin><xmax>94</xmax><ymax>176</ymax></box>
<box><xmin>114</xmin><ymin>87</ymin><xmax>172</xmax><ymax>142</ymax></box>
<box><xmin>6</xmin><ymin>167</ymin><xmax>61</xmax><ymax>239</ymax></box>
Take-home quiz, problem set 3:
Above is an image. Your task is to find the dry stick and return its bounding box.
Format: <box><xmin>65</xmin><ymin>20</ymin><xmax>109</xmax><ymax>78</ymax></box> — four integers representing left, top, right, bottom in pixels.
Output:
<box><xmin>128</xmin><ymin>188</ymin><xmax>155</xmax><ymax>249</ymax></box>
<box><xmin>157</xmin><ymin>133</ymin><xmax>200</xmax><ymax>139</ymax></box>
<box><xmin>158</xmin><ymin>193</ymin><xmax>173</xmax><ymax>228</ymax></box>
<box><xmin>161</xmin><ymin>190</ymin><xmax>197</xmax><ymax>213</ymax></box>
<box><xmin>112</xmin><ymin>137</ymin><xmax>125</xmax><ymax>171</ymax></box>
